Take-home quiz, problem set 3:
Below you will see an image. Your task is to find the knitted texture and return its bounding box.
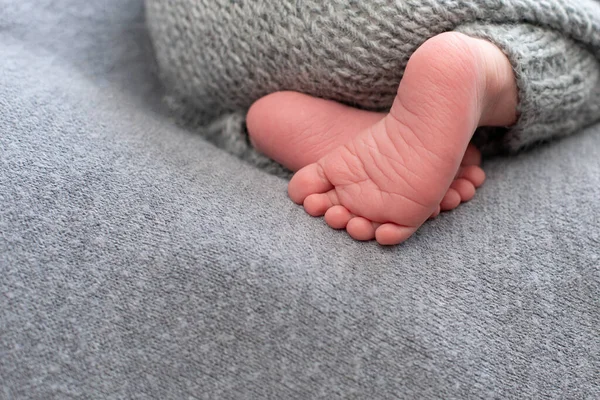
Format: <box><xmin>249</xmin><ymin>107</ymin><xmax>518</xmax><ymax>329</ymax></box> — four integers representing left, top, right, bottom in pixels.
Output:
<box><xmin>3</xmin><ymin>2</ymin><xmax>600</xmax><ymax>397</ymax></box>
<box><xmin>146</xmin><ymin>0</ymin><xmax>600</xmax><ymax>171</ymax></box>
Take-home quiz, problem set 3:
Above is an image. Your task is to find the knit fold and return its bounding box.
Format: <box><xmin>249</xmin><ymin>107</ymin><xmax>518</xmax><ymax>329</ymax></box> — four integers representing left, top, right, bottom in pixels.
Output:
<box><xmin>457</xmin><ymin>23</ymin><xmax>600</xmax><ymax>153</ymax></box>
<box><xmin>146</xmin><ymin>0</ymin><xmax>600</xmax><ymax>165</ymax></box>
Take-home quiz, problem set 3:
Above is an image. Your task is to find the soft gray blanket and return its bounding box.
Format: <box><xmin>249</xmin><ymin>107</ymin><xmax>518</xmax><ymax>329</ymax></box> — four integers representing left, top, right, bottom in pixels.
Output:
<box><xmin>1</xmin><ymin>1</ymin><xmax>598</xmax><ymax>399</ymax></box>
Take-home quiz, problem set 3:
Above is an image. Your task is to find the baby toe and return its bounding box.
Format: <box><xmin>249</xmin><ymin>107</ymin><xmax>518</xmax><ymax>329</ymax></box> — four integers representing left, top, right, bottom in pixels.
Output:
<box><xmin>346</xmin><ymin>217</ymin><xmax>377</xmax><ymax>241</ymax></box>
<box><xmin>304</xmin><ymin>191</ymin><xmax>339</xmax><ymax>217</ymax></box>
<box><xmin>325</xmin><ymin>205</ymin><xmax>353</xmax><ymax>229</ymax></box>
<box><xmin>450</xmin><ymin>178</ymin><xmax>476</xmax><ymax>202</ymax></box>
<box><xmin>375</xmin><ymin>224</ymin><xmax>416</xmax><ymax>246</ymax></box>
<box><xmin>458</xmin><ymin>165</ymin><xmax>486</xmax><ymax>188</ymax></box>
<box><xmin>440</xmin><ymin>188</ymin><xmax>461</xmax><ymax>211</ymax></box>
<box><xmin>288</xmin><ymin>163</ymin><xmax>333</xmax><ymax>204</ymax></box>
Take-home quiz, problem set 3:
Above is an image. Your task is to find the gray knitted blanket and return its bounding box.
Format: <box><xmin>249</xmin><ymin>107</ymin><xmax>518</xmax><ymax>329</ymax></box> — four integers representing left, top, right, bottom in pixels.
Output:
<box><xmin>2</xmin><ymin>1</ymin><xmax>600</xmax><ymax>397</ymax></box>
<box><xmin>146</xmin><ymin>0</ymin><xmax>600</xmax><ymax>175</ymax></box>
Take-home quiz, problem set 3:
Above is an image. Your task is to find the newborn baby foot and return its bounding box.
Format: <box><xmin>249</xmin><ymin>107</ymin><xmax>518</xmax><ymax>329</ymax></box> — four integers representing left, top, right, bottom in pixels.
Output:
<box><xmin>252</xmin><ymin>32</ymin><xmax>518</xmax><ymax>245</ymax></box>
<box><xmin>248</xmin><ymin>92</ymin><xmax>486</xmax><ymax>220</ymax></box>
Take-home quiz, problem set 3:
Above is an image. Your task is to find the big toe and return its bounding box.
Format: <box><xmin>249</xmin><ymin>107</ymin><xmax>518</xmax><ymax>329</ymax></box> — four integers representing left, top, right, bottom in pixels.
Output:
<box><xmin>288</xmin><ymin>163</ymin><xmax>333</xmax><ymax>204</ymax></box>
<box><xmin>304</xmin><ymin>191</ymin><xmax>339</xmax><ymax>217</ymax></box>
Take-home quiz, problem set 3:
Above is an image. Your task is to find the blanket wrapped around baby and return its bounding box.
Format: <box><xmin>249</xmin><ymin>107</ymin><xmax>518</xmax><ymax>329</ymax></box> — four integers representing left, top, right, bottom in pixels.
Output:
<box><xmin>146</xmin><ymin>0</ymin><xmax>600</xmax><ymax>174</ymax></box>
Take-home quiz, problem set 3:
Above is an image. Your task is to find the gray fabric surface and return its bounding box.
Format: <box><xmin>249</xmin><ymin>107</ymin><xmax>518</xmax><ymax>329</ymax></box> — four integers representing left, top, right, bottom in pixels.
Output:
<box><xmin>146</xmin><ymin>0</ymin><xmax>600</xmax><ymax>167</ymax></box>
<box><xmin>1</xmin><ymin>1</ymin><xmax>599</xmax><ymax>399</ymax></box>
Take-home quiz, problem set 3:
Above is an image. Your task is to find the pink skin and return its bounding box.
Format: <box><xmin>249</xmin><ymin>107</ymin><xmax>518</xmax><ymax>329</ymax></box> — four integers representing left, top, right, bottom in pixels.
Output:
<box><xmin>247</xmin><ymin>32</ymin><xmax>518</xmax><ymax>245</ymax></box>
<box><xmin>248</xmin><ymin>93</ymin><xmax>485</xmax><ymax>219</ymax></box>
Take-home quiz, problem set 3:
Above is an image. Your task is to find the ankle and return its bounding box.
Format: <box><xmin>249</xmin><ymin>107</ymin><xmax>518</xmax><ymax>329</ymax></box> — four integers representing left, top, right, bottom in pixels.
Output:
<box><xmin>406</xmin><ymin>32</ymin><xmax>517</xmax><ymax>129</ymax></box>
<box><xmin>476</xmin><ymin>39</ymin><xmax>519</xmax><ymax>127</ymax></box>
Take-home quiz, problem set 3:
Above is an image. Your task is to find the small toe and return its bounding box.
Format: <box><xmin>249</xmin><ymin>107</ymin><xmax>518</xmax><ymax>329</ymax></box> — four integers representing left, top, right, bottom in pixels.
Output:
<box><xmin>325</xmin><ymin>205</ymin><xmax>353</xmax><ymax>229</ymax></box>
<box><xmin>303</xmin><ymin>191</ymin><xmax>339</xmax><ymax>217</ymax></box>
<box><xmin>440</xmin><ymin>188</ymin><xmax>461</xmax><ymax>211</ymax></box>
<box><xmin>346</xmin><ymin>217</ymin><xmax>377</xmax><ymax>241</ymax></box>
<box><xmin>288</xmin><ymin>163</ymin><xmax>333</xmax><ymax>204</ymax></box>
<box><xmin>450</xmin><ymin>178</ymin><xmax>476</xmax><ymax>202</ymax></box>
<box><xmin>375</xmin><ymin>224</ymin><xmax>416</xmax><ymax>245</ymax></box>
<box><xmin>458</xmin><ymin>165</ymin><xmax>486</xmax><ymax>188</ymax></box>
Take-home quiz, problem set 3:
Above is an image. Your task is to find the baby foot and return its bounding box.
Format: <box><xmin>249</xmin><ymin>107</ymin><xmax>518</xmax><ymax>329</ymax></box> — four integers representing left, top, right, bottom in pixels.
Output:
<box><xmin>286</xmin><ymin>32</ymin><xmax>517</xmax><ymax>245</ymax></box>
<box><xmin>248</xmin><ymin>92</ymin><xmax>485</xmax><ymax>220</ymax></box>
